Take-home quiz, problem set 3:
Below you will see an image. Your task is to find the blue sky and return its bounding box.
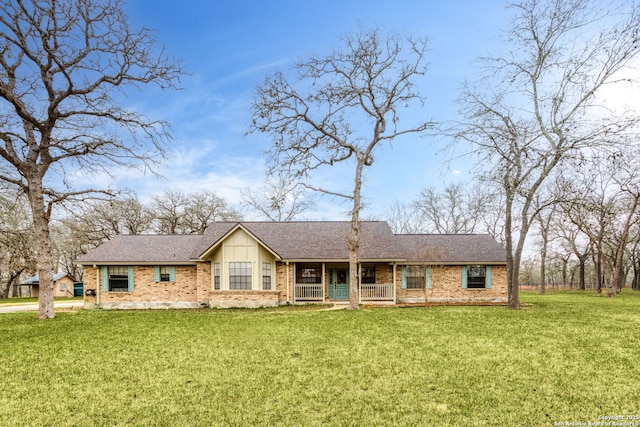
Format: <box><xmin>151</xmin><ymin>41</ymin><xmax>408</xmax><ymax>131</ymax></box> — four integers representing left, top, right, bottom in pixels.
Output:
<box><xmin>109</xmin><ymin>0</ymin><xmax>512</xmax><ymax>220</ymax></box>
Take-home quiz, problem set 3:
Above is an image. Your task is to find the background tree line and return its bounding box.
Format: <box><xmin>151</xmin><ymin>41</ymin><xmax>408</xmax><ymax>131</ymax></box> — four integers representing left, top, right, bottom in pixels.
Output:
<box><xmin>0</xmin><ymin>180</ymin><xmax>319</xmax><ymax>297</ymax></box>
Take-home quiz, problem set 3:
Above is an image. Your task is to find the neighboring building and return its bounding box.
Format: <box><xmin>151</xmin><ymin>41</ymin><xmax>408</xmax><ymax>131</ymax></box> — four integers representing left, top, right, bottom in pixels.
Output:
<box><xmin>76</xmin><ymin>221</ymin><xmax>507</xmax><ymax>309</ymax></box>
<box><xmin>18</xmin><ymin>273</ymin><xmax>77</xmax><ymax>298</ymax></box>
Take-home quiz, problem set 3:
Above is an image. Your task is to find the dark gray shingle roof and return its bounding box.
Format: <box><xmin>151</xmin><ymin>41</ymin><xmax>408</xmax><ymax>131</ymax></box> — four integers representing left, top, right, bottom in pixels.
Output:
<box><xmin>396</xmin><ymin>234</ymin><xmax>507</xmax><ymax>264</ymax></box>
<box><xmin>76</xmin><ymin>222</ymin><xmax>507</xmax><ymax>265</ymax></box>
<box><xmin>76</xmin><ymin>234</ymin><xmax>203</xmax><ymax>264</ymax></box>
<box><xmin>192</xmin><ymin>221</ymin><xmax>406</xmax><ymax>260</ymax></box>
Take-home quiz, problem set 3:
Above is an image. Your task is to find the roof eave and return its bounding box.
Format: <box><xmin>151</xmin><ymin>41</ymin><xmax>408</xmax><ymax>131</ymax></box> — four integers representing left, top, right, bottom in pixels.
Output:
<box><xmin>75</xmin><ymin>261</ymin><xmax>197</xmax><ymax>266</ymax></box>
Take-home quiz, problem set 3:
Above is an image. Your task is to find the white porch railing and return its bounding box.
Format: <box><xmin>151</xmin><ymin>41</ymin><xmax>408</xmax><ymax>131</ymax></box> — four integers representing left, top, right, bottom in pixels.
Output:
<box><xmin>294</xmin><ymin>284</ymin><xmax>323</xmax><ymax>301</ymax></box>
<box><xmin>359</xmin><ymin>283</ymin><xmax>394</xmax><ymax>301</ymax></box>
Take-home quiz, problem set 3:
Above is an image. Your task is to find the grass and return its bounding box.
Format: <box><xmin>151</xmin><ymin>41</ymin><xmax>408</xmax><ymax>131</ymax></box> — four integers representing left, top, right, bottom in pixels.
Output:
<box><xmin>1</xmin><ymin>291</ymin><xmax>639</xmax><ymax>426</ymax></box>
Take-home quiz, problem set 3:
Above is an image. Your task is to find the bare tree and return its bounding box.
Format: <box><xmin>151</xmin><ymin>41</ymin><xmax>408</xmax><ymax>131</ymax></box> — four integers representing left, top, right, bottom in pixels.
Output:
<box><xmin>242</xmin><ymin>175</ymin><xmax>314</xmax><ymax>221</ymax></box>
<box><xmin>0</xmin><ymin>193</ymin><xmax>35</xmax><ymax>298</ymax></box>
<box><xmin>385</xmin><ymin>200</ymin><xmax>424</xmax><ymax>234</ymax></box>
<box><xmin>552</xmin><ymin>215</ymin><xmax>591</xmax><ymax>291</ymax></box>
<box><xmin>250</xmin><ymin>28</ymin><xmax>431</xmax><ymax>309</ymax></box>
<box><xmin>183</xmin><ymin>191</ymin><xmax>242</xmax><ymax>233</ymax></box>
<box><xmin>151</xmin><ymin>190</ymin><xmax>189</xmax><ymax>234</ymax></box>
<box><xmin>414</xmin><ymin>183</ymin><xmax>487</xmax><ymax>234</ymax></box>
<box><xmin>152</xmin><ymin>190</ymin><xmax>241</xmax><ymax>234</ymax></box>
<box><xmin>562</xmin><ymin>152</ymin><xmax>640</xmax><ymax>295</ymax></box>
<box><xmin>51</xmin><ymin>195</ymin><xmax>152</xmax><ymax>280</ymax></box>
<box><xmin>0</xmin><ymin>0</ymin><xmax>182</xmax><ymax>318</ymax></box>
<box><xmin>453</xmin><ymin>0</ymin><xmax>640</xmax><ymax>308</ymax></box>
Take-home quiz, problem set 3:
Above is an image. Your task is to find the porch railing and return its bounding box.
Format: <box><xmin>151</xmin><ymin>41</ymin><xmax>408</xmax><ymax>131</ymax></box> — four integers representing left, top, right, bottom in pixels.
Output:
<box><xmin>294</xmin><ymin>283</ymin><xmax>323</xmax><ymax>301</ymax></box>
<box><xmin>359</xmin><ymin>283</ymin><xmax>394</xmax><ymax>301</ymax></box>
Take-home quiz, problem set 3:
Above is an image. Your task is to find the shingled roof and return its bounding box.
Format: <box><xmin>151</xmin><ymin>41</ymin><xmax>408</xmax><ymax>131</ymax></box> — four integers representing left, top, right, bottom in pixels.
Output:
<box><xmin>396</xmin><ymin>234</ymin><xmax>506</xmax><ymax>264</ymax></box>
<box><xmin>76</xmin><ymin>235</ymin><xmax>203</xmax><ymax>264</ymax></box>
<box><xmin>76</xmin><ymin>222</ymin><xmax>506</xmax><ymax>265</ymax></box>
<box><xmin>191</xmin><ymin>221</ymin><xmax>406</xmax><ymax>261</ymax></box>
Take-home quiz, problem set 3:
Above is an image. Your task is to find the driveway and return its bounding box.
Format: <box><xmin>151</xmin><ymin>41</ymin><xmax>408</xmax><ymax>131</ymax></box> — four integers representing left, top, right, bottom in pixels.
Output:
<box><xmin>0</xmin><ymin>300</ymin><xmax>84</xmax><ymax>314</ymax></box>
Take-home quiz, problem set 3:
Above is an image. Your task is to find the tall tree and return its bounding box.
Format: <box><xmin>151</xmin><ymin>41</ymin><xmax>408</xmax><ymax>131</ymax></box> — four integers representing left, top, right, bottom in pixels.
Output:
<box><xmin>250</xmin><ymin>28</ymin><xmax>431</xmax><ymax>309</ymax></box>
<box><xmin>454</xmin><ymin>0</ymin><xmax>640</xmax><ymax>308</ymax></box>
<box><xmin>0</xmin><ymin>0</ymin><xmax>182</xmax><ymax>318</ymax></box>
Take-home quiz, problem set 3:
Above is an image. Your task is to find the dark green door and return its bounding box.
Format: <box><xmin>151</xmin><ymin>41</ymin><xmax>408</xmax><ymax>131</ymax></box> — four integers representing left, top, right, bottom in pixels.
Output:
<box><xmin>73</xmin><ymin>282</ymin><xmax>84</xmax><ymax>297</ymax></box>
<box><xmin>328</xmin><ymin>268</ymin><xmax>349</xmax><ymax>300</ymax></box>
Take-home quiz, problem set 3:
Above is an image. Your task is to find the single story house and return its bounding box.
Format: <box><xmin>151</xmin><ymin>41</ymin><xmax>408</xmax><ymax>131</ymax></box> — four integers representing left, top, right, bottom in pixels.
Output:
<box><xmin>76</xmin><ymin>221</ymin><xmax>507</xmax><ymax>309</ymax></box>
<box><xmin>18</xmin><ymin>272</ymin><xmax>77</xmax><ymax>298</ymax></box>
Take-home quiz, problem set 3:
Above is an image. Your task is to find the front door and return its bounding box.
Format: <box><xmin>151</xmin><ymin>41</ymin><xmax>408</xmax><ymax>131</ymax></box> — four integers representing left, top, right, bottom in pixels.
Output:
<box><xmin>328</xmin><ymin>268</ymin><xmax>349</xmax><ymax>300</ymax></box>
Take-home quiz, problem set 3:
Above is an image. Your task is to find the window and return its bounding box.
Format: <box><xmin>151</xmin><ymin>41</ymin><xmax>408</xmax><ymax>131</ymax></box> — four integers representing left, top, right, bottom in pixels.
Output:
<box><xmin>159</xmin><ymin>266</ymin><xmax>170</xmax><ymax>282</ymax></box>
<box><xmin>296</xmin><ymin>263</ymin><xmax>322</xmax><ymax>284</ymax></box>
<box><xmin>262</xmin><ymin>262</ymin><xmax>272</xmax><ymax>290</ymax></box>
<box><xmin>213</xmin><ymin>263</ymin><xmax>220</xmax><ymax>290</ymax></box>
<box><xmin>466</xmin><ymin>265</ymin><xmax>487</xmax><ymax>289</ymax></box>
<box><xmin>405</xmin><ymin>266</ymin><xmax>425</xmax><ymax>289</ymax></box>
<box><xmin>107</xmin><ymin>266</ymin><xmax>130</xmax><ymax>292</ymax></box>
<box><xmin>361</xmin><ymin>266</ymin><xmax>376</xmax><ymax>284</ymax></box>
<box><xmin>154</xmin><ymin>266</ymin><xmax>175</xmax><ymax>283</ymax></box>
<box><xmin>229</xmin><ymin>262</ymin><xmax>252</xmax><ymax>290</ymax></box>
<box><xmin>59</xmin><ymin>283</ymin><xmax>66</xmax><ymax>292</ymax></box>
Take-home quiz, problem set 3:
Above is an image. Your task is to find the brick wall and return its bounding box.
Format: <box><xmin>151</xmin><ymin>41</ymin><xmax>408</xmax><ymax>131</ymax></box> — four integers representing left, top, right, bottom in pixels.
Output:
<box><xmin>83</xmin><ymin>265</ymin><xmax>202</xmax><ymax>309</ymax></box>
<box><xmin>83</xmin><ymin>261</ymin><xmax>508</xmax><ymax>308</ymax></box>
<box><xmin>275</xmin><ymin>262</ymin><xmax>296</xmax><ymax>304</ymax></box>
<box><xmin>396</xmin><ymin>265</ymin><xmax>508</xmax><ymax>304</ymax></box>
<box><xmin>209</xmin><ymin>290</ymin><xmax>281</xmax><ymax>308</ymax></box>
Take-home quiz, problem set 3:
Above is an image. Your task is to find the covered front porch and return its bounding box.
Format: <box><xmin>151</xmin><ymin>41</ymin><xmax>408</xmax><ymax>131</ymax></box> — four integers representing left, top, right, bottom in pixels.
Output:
<box><xmin>290</xmin><ymin>262</ymin><xmax>396</xmax><ymax>304</ymax></box>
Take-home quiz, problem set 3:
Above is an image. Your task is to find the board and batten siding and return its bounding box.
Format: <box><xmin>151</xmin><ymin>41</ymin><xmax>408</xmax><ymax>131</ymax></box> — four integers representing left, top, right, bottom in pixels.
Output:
<box><xmin>206</xmin><ymin>228</ymin><xmax>276</xmax><ymax>291</ymax></box>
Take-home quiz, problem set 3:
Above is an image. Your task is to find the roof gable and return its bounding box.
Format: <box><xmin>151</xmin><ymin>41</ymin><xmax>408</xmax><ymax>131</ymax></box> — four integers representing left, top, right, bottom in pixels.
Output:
<box><xmin>194</xmin><ymin>223</ymin><xmax>281</xmax><ymax>260</ymax></box>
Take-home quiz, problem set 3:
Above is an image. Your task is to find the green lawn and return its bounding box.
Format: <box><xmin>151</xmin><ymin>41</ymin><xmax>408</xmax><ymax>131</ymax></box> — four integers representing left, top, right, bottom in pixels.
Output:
<box><xmin>1</xmin><ymin>292</ymin><xmax>639</xmax><ymax>426</ymax></box>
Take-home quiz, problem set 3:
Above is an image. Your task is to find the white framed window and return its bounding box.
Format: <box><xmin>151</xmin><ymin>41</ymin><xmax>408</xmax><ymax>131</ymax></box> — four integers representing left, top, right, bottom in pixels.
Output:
<box><xmin>229</xmin><ymin>262</ymin><xmax>252</xmax><ymax>290</ymax></box>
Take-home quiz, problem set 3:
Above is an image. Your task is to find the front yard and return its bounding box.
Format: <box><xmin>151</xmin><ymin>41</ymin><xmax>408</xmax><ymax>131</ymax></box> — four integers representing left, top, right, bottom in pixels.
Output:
<box><xmin>1</xmin><ymin>291</ymin><xmax>638</xmax><ymax>426</ymax></box>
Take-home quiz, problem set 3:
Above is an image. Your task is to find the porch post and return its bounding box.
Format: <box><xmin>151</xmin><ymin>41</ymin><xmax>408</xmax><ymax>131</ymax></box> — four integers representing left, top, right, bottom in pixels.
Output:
<box><xmin>287</xmin><ymin>262</ymin><xmax>291</xmax><ymax>303</ymax></box>
<box><xmin>392</xmin><ymin>263</ymin><xmax>397</xmax><ymax>304</ymax></box>
<box><xmin>322</xmin><ymin>263</ymin><xmax>326</xmax><ymax>302</ymax></box>
<box><xmin>358</xmin><ymin>263</ymin><xmax>362</xmax><ymax>304</ymax></box>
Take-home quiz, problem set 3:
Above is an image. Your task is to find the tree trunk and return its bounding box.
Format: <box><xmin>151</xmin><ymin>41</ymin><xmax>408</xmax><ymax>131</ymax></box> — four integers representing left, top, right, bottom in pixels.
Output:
<box><xmin>348</xmin><ymin>160</ymin><xmax>365</xmax><ymax>310</ymax></box>
<box><xmin>578</xmin><ymin>255</ymin><xmax>586</xmax><ymax>290</ymax></box>
<box><xmin>26</xmin><ymin>177</ymin><xmax>55</xmax><ymax>319</ymax></box>
<box><xmin>632</xmin><ymin>260</ymin><xmax>640</xmax><ymax>291</ymax></box>
<box><xmin>539</xmin><ymin>249</ymin><xmax>546</xmax><ymax>295</ymax></box>
<box><xmin>505</xmin><ymin>197</ymin><xmax>520</xmax><ymax>309</ymax></box>
<box><xmin>594</xmin><ymin>252</ymin><xmax>602</xmax><ymax>293</ymax></box>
